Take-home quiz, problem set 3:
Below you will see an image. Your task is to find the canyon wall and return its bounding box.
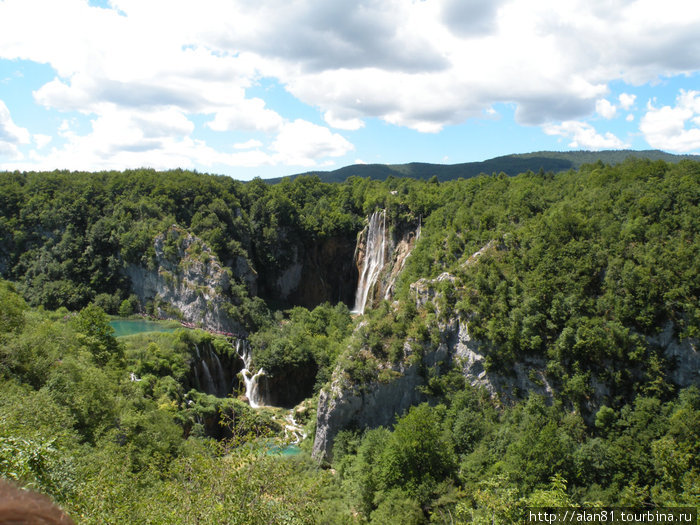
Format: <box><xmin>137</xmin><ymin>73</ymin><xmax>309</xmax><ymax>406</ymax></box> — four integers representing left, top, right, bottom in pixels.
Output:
<box><xmin>125</xmin><ymin>225</ymin><xmax>249</xmax><ymax>334</ymax></box>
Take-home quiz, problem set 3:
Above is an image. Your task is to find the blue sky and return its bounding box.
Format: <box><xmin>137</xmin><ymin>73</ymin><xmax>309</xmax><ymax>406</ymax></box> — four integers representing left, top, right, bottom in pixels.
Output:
<box><xmin>1</xmin><ymin>0</ymin><xmax>700</xmax><ymax>180</ymax></box>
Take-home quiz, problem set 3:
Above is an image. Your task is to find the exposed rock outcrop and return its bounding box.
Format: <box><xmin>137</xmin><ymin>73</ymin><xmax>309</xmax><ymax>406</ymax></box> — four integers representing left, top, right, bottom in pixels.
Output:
<box><xmin>314</xmin><ymin>244</ymin><xmax>700</xmax><ymax>462</ymax></box>
<box><xmin>648</xmin><ymin>321</ymin><xmax>700</xmax><ymax>386</ymax></box>
<box><xmin>125</xmin><ymin>225</ymin><xmax>244</xmax><ymax>333</ymax></box>
<box><xmin>313</xmin><ymin>261</ymin><xmax>554</xmax><ymax>462</ymax></box>
<box><xmin>312</xmin><ymin>341</ymin><xmax>436</xmax><ymax>463</ymax></box>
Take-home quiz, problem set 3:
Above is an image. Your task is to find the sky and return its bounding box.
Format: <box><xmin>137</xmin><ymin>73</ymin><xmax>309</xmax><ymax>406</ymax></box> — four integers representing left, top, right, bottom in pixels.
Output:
<box><xmin>1</xmin><ymin>0</ymin><xmax>700</xmax><ymax>181</ymax></box>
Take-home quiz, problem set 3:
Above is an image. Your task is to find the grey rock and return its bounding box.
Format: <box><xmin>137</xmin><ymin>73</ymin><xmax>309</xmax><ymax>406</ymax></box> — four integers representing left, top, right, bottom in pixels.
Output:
<box><xmin>648</xmin><ymin>321</ymin><xmax>700</xmax><ymax>387</ymax></box>
<box><xmin>125</xmin><ymin>225</ymin><xmax>241</xmax><ymax>334</ymax></box>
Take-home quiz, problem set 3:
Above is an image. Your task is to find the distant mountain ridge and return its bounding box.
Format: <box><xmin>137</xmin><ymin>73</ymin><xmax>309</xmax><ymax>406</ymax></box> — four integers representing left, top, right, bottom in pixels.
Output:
<box><xmin>266</xmin><ymin>150</ymin><xmax>700</xmax><ymax>183</ymax></box>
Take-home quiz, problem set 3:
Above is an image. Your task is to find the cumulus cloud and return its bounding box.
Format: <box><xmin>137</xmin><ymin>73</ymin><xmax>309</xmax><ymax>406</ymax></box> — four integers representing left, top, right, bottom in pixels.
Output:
<box><xmin>0</xmin><ymin>99</ymin><xmax>30</xmax><ymax>159</ymax></box>
<box><xmin>640</xmin><ymin>90</ymin><xmax>700</xmax><ymax>152</ymax></box>
<box><xmin>271</xmin><ymin>119</ymin><xmax>354</xmax><ymax>167</ymax></box>
<box><xmin>209</xmin><ymin>0</ymin><xmax>449</xmax><ymax>73</ymax></box>
<box><xmin>33</xmin><ymin>134</ymin><xmax>52</xmax><ymax>149</ymax></box>
<box><xmin>234</xmin><ymin>139</ymin><xmax>263</xmax><ymax>150</ymax></box>
<box><xmin>2</xmin><ymin>0</ymin><xmax>700</xmax><ymax>172</ymax></box>
<box><xmin>543</xmin><ymin>120</ymin><xmax>627</xmax><ymax>149</ymax></box>
<box><xmin>206</xmin><ymin>97</ymin><xmax>284</xmax><ymax>133</ymax></box>
<box><xmin>596</xmin><ymin>99</ymin><xmax>617</xmax><ymax>119</ymax></box>
<box><xmin>0</xmin><ymin>100</ymin><xmax>30</xmax><ymax>143</ymax></box>
<box><xmin>324</xmin><ymin>110</ymin><xmax>365</xmax><ymax>131</ymax></box>
<box><xmin>441</xmin><ymin>0</ymin><xmax>506</xmax><ymax>36</ymax></box>
<box><xmin>619</xmin><ymin>93</ymin><xmax>636</xmax><ymax>110</ymax></box>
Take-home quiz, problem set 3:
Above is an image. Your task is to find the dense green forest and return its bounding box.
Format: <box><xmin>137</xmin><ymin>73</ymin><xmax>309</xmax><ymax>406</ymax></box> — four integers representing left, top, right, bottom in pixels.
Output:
<box><xmin>1</xmin><ymin>158</ymin><xmax>699</xmax><ymax>523</ymax></box>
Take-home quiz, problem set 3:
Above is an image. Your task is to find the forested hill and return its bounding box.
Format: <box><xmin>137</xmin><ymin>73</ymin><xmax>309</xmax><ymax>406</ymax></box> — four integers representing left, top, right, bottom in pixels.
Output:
<box><xmin>267</xmin><ymin>149</ymin><xmax>700</xmax><ymax>183</ymax></box>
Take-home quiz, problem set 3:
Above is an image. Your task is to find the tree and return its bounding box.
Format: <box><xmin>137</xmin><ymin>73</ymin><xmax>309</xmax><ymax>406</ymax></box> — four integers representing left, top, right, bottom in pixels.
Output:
<box><xmin>71</xmin><ymin>304</ymin><xmax>121</xmax><ymax>366</ymax></box>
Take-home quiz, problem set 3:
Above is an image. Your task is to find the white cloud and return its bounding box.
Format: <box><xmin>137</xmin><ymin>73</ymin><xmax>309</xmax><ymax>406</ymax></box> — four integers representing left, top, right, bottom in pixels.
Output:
<box><xmin>324</xmin><ymin>110</ymin><xmax>364</xmax><ymax>131</ymax></box>
<box><xmin>270</xmin><ymin>119</ymin><xmax>354</xmax><ymax>167</ymax></box>
<box><xmin>2</xmin><ymin>0</ymin><xmax>700</xmax><ymax>172</ymax></box>
<box><xmin>234</xmin><ymin>139</ymin><xmax>263</xmax><ymax>150</ymax></box>
<box><xmin>0</xmin><ymin>99</ymin><xmax>30</xmax><ymax>160</ymax></box>
<box><xmin>626</xmin><ymin>114</ymin><xmax>634</xmax><ymax>122</ymax></box>
<box><xmin>206</xmin><ymin>97</ymin><xmax>284</xmax><ymax>133</ymax></box>
<box><xmin>33</xmin><ymin>134</ymin><xmax>52</xmax><ymax>149</ymax></box>
<box><xmin>0</xmin><ymin>100</ymin><xmax>30</xmax><ymax>145</ymax></box>
<box><xmin>619</xmin><ymin>93</ymin><xmax>636</xmax><ymax>110</ymax></box>
<box><xmin>543</xmin><ymin>120</ymin><xmax>627</xmax><ymax>149</ymax></box>
<box><xmin>640</xmin><ymin>89</ymin><xmax>700</xmax><ymax>152</ymax></box>
<box><xmin>596</xmin><ymin>99</ymin><xmax>617</xmax><ymax>119</ymax></box>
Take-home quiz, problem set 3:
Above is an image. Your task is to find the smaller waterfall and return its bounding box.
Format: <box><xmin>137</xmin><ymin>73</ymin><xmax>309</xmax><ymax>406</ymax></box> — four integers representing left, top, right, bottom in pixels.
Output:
<box><xmin>191</xmin><ymin>342</ymin><xmax>231</xmax><ymax>397</ymax></box>
<box><xmin>210</xmin><ymin>351</ymin><xmax>227</xmax><ymax>397</ymax></box>
<box><xmin>236</xmin><ymin>339</ymin><xmax>265</xmax><ymax>408</ymax></box>
<box><xmin>352</xmin><ymin>210</ymin><xmax>387</xmax><ymax>314</ymax></box>
<box><xmin>200</xmin><ymin>360</ymin><xmax>216</xmax><ymax>395</ymax></box>
<box><xmin>283</xmin><ymin>412</ymin><xmax>307</xmax><ymax>444</ymax></box>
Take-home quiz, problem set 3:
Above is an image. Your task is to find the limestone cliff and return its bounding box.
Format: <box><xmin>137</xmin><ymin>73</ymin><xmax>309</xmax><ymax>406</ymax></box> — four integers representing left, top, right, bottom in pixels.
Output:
<box><xmin>125</xmin><ymin>225</ymin><xmax>246</xmax><ymax>334</ymax></box>
<box><xmin>647</xmin><ymin>321</ymin><xmax>700</xmax><ymax>386</ymax></box>
<box><xmin>312</xmin><ymin>339</ymin><xmax>439</xmax><ymax>463</ymax></box>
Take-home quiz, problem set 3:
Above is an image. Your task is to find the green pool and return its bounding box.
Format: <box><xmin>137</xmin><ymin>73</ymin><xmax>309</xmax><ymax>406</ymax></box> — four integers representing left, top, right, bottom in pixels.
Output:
<box><xmin>109</xmin><ymin>319</ymin><xmax>178</xmax><ymax>338</ymax></box>
<box><xmin>266</xmin><ymin>444</ymin><xmax>302</xmax><ymax>457</ymax></box>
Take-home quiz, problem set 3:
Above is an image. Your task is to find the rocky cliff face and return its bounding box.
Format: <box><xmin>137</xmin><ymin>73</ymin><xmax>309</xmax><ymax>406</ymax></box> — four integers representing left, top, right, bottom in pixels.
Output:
<box><xmin>647</xmin><ymin>321</ymin><xmax>700</xmax><ymax>386</ymax></box>
<box><xmin>125</xmin><ymin>225</ymin><xmax>247</xmax><ymax>333</ymax></box>
<box><xmin>258</xmin><ymin>234</ymin><xmax>357</xmax><ymax>308</ymax></box>
<box><xmin>312</xmin><ymin>340</ymin><xmax>438</xmax><ymax>463</ymax></box>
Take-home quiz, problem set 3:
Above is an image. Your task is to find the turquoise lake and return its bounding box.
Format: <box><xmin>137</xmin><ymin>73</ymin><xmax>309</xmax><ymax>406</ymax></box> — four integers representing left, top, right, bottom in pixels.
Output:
<box><xmin>109</xmin><ymin>319</ymin><xmax>178</xmax><ymax>338</ymax></box>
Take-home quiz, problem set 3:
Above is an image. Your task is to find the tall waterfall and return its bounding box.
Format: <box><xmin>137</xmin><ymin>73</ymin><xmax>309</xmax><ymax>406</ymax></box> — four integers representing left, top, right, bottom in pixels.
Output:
<box><xmin>235</xmin><ymin>339</ymin><xmax>265</xmax><ymax>408</ymax></box>
<box><xmin>352</xmin><ymin>210</ymin><xmax>387</xmax><ymax>314</ymax></box>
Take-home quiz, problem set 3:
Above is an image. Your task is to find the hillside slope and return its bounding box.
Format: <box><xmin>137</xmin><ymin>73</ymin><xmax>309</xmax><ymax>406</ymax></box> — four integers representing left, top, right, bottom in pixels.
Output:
<box><xmin>267</xmin><ymin>149</ymin><xmax>700</xmax><ymax>183</ymax></box>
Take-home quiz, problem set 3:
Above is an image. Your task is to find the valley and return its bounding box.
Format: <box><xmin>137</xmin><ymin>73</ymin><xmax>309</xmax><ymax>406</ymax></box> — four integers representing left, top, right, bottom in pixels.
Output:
<box><xmin>1</xmin><ymin>156</ymin><xmax>699</xmax><ymax>523</ymax></box>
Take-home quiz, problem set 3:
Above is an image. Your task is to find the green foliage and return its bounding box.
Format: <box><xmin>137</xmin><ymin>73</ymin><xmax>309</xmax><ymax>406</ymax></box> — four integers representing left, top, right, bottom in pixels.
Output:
<box><xmin>71</xmin><ymin>303</ymin><xmax>123</xmax><ymax>366</ymax></box>
<box><xmin>118</xmin><ymin>294</ymin><xmax>139</xmax><ymax>317</ymax></box>
<box><xmin>0</xmin><ymin>280</ymin><xmax>27</xmax><ymax>337</ymax></box>
<box><xmin>378</xmin><ymin>404</ymin><xmax>456</xmax><ymax>504</ymax></box>
<box><xmin>251</xmin><ymin>302</ymin><xmax>353</xmax><ymax>391</ymax></box>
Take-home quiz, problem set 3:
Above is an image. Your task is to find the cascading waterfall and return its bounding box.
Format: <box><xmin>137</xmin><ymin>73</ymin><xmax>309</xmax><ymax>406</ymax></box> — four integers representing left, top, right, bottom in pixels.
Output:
<box><xmin>200</xmin><ymin>360</ymin><xmax>216</xmax><ymax>395</ymax></box>
<box><xmin>192</xmin><ymin>342</ymin><xmax>230</xmax><ymax>397</ymax></box>
<box><xmin>352</xmin><ymin>210</ymin><xmax>387</xmax><ymax>314</ymax></box>
<box><xmin>235</xmin><ymin>339</ymin><xmax>265</xmax><ymax>408</ymax></box>
<box><xmin>210</xmin><ymin>351</ymin><xmax>227</xmax><ymax>397</ymax></box>
<box><xmin>283</xmin><ymin>412</ymin><xmax>307</xmax><ymax>444</ymax></box>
